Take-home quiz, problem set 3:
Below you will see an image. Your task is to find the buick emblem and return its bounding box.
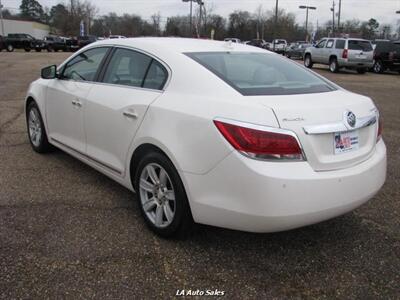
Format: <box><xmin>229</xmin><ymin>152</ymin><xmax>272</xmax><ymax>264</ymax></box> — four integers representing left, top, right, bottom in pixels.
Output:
<box><xmin>346</xmin><ymin>111</ymin><xmax>356</xmax><ymax>128</ymax></box>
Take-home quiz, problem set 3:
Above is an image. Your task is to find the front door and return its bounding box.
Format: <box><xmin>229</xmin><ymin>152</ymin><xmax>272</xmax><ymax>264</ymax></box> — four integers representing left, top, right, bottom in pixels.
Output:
<box><xmin>46</xmin><ymin>47</ymin><xmax>110</xmax><ymax>153</ymax></box>
<box><xmin>313</xmin><ymin>39</ymin><xmax>327</xmax><ymax>63</ymax></box>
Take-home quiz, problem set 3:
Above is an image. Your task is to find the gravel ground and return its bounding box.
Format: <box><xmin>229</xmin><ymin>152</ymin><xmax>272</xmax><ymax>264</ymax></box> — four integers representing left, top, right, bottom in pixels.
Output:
<box><xmin>0</xmin><ymin>52</ymin><xmax>399</xmax><ymax>299</ymax></box>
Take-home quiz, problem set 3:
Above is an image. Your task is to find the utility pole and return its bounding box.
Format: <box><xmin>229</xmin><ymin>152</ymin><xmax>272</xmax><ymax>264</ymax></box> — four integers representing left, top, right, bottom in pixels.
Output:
<box><xmin>273</xmin><ymin>0</ymin><xmax>278</xmax><ymax>51</ymax></box>
<box><xmin>338</xmin><ymin>0</ymin><xmax>342</xmax><ymax>33</ymax></box>
<box><xmin>331</xmin><ymin>0</ymin><xmax>336</xmax><ymax>36</ymax></box>
<box><xmin>0</xmin><ymin>0</ymin><xmax>5</xmax><ymax>36</ymax></box>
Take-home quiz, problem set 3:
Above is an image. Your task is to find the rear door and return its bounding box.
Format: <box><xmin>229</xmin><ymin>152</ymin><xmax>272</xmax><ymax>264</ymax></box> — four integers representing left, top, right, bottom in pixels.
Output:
<box><xmin>84</xmin><ymin>47</ymin><xmax>168</xmax><ymax>175</ymax></box>
<box><xmin>347</xmin><ymin>39</ymin><xmax>374</xmax><ymax>64</ymax></box>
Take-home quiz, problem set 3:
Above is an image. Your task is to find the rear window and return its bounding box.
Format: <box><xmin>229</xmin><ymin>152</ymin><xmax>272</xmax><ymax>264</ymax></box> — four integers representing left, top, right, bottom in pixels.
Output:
<box><xmin>186</xmin><ymin>52</ymin><xmax>336</xmax><ymax>96</ymax></box>
<box><xmin>348</xmin><ymin>40</ymin><xmax>373</xmax><ymax>51</ymax></box>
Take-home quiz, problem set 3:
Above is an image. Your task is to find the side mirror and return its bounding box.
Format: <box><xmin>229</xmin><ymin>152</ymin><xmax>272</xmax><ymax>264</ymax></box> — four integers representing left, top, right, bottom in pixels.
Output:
<box><xmin>41</xmin><ymin>65</ymin><xmax>58</xmax><ymax>79</ymax></box>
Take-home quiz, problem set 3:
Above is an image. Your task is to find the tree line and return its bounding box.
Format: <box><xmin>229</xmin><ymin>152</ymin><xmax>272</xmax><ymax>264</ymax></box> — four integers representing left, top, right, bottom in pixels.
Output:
<box><xmin>3</xmin><ymin>0</ymin><xmax>398</xmax><ymax>41</ymax></box>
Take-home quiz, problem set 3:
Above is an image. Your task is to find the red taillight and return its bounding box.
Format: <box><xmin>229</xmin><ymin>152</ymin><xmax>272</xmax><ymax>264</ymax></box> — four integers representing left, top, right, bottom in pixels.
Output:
<box><xmin>214</xmin><ymin>120</ymin><xmax>304</xmax><ymax>160</ymax></box>
<box><xmin>342</xmin><ymin>49</ymin><xmax>348</xmax><ymax>59</ymax></box>
<box><xmin>377</xmin><ymin>117</ymin><xmax>383</xmax><ymax>142</ymax></box>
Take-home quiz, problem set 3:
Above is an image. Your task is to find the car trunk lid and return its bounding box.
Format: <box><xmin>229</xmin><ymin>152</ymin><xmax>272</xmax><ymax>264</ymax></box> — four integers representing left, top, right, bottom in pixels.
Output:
<box><xmin>256</xmin><ymin>90</ymin><xmax>379</xmax><ymax>171</ymax></box>
<box><xmin>347</xmin><ymin>40</ymin><xmax>374</xmax><ymax>63</ymax></box>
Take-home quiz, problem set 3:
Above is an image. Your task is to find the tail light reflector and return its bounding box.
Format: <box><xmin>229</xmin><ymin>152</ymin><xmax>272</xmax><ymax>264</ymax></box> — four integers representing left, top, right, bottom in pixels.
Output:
<box><xmin>214</xmin><ymin>120</ymin><xmax>305</xmax><ymax>161</ymax></box>
<box><xmin>377</xmin><ymin>117</ymin><xmax>383</xmax><ymax>142</ymax></box>
<box><xmin>342</xmin><ymin>49</ymin><xmax>348</xmax><ymax>59</ymax></box>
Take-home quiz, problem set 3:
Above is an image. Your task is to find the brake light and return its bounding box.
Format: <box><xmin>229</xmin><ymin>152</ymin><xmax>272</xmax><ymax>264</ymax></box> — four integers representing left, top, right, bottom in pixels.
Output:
<box><xmin>214</xmin><ymin>120</ymin><xmax>304</xmax><ymax>161</ymax></box>
<box><xmin>342</xmin><ymin>49</ymin><xmax>348</xmax><ymax>59</ymax></box>
<box><xmin>377</xmin><ymin>117</ymin><xmax>383</xmax><ymax>142</ymax></box>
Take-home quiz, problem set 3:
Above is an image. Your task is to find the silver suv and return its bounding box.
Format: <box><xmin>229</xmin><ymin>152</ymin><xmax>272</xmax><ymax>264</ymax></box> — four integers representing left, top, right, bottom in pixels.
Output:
<box><xmin>304</xmin><ymin>38</ymin><xmax>374</xmax><ymax>74</ymax></box>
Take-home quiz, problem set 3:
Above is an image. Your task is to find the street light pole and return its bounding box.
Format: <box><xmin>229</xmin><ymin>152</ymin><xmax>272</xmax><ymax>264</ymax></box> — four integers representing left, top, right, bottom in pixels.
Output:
<box><xmin>198</xmin><ymin>1</ymin><xmax>204</xmax><ymax>37</ymax></box>
<box><xmin>338</xmin><ymin>0</ymin><xmax>342</xmax><ymax>32</ymax></box>
<box><xmin>0</xmin><ymin>0</ymin><xmax>5</xmax><ymax>36</ymax></box>
<box><xmin>273</xmin><ymin>0</ymin><xmax>278</xmax><ymax>51</ymax></box>
<box><xmin>299</xmin><ymin>5</ymin><xmax>317</xmax><ymax>42</ymax></box>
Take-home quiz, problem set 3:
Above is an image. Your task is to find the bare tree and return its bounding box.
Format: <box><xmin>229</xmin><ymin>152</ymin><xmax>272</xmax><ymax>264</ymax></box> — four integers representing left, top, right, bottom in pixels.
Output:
<box><xmin>151</xmin><ymin>13</ymin><xmax>161</xmax><ymax>36</ymax></box>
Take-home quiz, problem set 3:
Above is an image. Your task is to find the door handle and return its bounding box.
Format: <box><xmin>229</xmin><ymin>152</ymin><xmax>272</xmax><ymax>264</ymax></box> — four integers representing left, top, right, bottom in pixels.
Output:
<box><xmin>72</xmin><ymin>99</ymin><xmax>82</xmax><ymax>107</ymax></box>
<box><xmin>123</xmin><ymin>110</ymin><xmax>138</xmax><ymax>119</ymax></box>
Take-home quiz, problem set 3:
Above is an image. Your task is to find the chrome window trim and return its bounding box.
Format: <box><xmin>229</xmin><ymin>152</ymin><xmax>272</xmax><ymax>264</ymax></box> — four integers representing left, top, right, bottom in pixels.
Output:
<box><xmin>214</xmin><ymin>117</ymin><xmax>307</xmax><ymax>162</ymax></box>
<box><xmin>303</xmin><ymin>111</ymin><xmax>378</xmax><ymax>135</ymax></box>
<box><xmin>57</xmin><ymin>44</ymin><xmax>172</xmax><ymax>92</ymax></box>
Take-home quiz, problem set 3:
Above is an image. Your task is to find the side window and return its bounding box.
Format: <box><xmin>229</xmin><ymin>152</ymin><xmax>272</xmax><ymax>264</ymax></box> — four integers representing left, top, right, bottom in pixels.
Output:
<box><xmin>103</xmin><ymin>48</ymin><xmax>152</xmax><ymax>88</ymax></box>
<box><xmin>317</xmin><ymin>40</ymin><xmax>326</xmax><ymax>48</ymax></box>
<box><xmin>326</xmin><ymin>40</ymin><xmax>334</xmax><ymax>48</ymax></box>
<box><xmin>62</xmin><ymin>47</ymin><xmax>109</xmax><ymax>82</ymax></box>
<box><xmin>335</xmin><ymin>40</ymin><xmax>345</xmax><ymax>49</ymax></box>
<box><xmin>143</xmin><ymin>60</ymin><xmax>168</xmax><ymax>90</ymax></box>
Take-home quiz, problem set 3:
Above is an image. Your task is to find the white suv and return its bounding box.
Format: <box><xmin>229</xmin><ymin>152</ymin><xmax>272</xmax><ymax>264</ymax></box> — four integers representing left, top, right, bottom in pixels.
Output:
<box><xmin>304</xmin><ymin>38</ymin><xmax>374</xmax><ymax>73</ymax></box>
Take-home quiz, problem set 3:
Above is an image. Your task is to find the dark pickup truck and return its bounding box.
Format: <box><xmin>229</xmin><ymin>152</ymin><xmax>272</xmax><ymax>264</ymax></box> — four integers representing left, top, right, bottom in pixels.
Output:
<box><xmin>77</xmin><ymin>35</ymin><xmax>97</xmax><ymax>49</ymax></box>
<box><xmin>6</xmin><ymin>33</ymin><xmax>46</xmax><ymax>52</ymax></box>
<box><xmin>372</xmin><ymin>40</ymin><xmax>400</xmax><ymax>74</ymax></box>
<box><xmin>0</xmin><ymin>35</ymin><xmax>14</xmax><ymax>52</ymax></box>
<box><xmin>44</xmin><ymin>36</ymin><xmax>68</xmax><ymax>52</ymax></box>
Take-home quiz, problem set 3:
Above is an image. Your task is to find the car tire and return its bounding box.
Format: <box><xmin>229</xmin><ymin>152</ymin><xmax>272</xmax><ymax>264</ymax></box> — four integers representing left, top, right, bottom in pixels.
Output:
<box><xmin>6</xmin><ymin>44</ymin><xmax>14</xmax><ymax>52</ymax></box>
<box><xmin>373</xmin><ymin>60</ymin><xmax>385</xmax><ymax>74</ymax></box>
<box><xmin>356</xmin><ymin>68</ymin><xmax>366</xmax><ymax>74</ymax></box>
<box><xmin>24</xmin><ymin>48</ymin><xmax>31</xmax><ymax>52</ymax></box>
<box><xmin>329</xmin><ymin>57</ymin><xmax>339</xmax><ymax>73</ymax></box>
<box><xmin>134</xmin><ymin>151</ymin><xmax>194</xmax><ymax>238</ymax></box>
<box><xmin>304</xmin><ymin>54</ymin><xmax>313</xmax><ymax>68</ymax></box>
<box><xmin>26</xmin><ymin>101</ymin><xmax>53</xmax><ymax>153</ymax></box>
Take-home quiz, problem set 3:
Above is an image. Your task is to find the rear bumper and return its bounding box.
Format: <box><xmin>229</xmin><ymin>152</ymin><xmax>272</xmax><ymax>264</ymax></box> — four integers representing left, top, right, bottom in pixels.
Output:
<box><xmin>184</xmin><ymin>140</ymin><xmax>386</xmax><ymax>233</ymax></box>
<box><xmin>339</xmin><ymin>59</ymin><xmax>373</xmax><ymax>68</ymax></box>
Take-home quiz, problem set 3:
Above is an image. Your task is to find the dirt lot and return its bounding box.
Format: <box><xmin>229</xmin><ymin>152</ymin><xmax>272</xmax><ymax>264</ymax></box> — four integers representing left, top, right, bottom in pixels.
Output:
<box><xmin>0</xmin><ymin>52</ymin><xmax>399</xmax><ymax>299</ymax></box>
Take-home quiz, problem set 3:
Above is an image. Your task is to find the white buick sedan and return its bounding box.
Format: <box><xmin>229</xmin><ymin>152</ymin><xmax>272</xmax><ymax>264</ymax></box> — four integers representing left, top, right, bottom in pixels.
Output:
<box><xmin>25</xmin><ymin>38</ymin><xmax>386</xmax><ymax>237</ymax></box>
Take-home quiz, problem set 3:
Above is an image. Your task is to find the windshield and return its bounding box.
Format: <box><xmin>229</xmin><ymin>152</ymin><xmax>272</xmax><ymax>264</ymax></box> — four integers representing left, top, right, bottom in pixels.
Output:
<box><xmin>186</xmin><ymin>52</ymin><xmax>336</xmax><ymax>96</ymax></box>
<box><xmin>348</xmin><ymin>40</ymin><xmax>373</xmax><ymax>51</ymax></box>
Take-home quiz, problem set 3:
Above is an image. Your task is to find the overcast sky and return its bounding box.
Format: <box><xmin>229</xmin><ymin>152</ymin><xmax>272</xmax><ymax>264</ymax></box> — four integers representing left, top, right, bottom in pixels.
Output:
<box><xmin>3</xmin><ymin>0</ymin><xmax>400</xmax><ymax>27</ymax></box>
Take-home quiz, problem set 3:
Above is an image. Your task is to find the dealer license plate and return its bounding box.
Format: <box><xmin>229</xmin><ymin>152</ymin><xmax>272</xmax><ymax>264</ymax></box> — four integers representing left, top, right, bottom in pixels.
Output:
<box><xmin>334</xmin><ymin>131</ymin><xmax>359</xmax><ymax>154</ymax></box>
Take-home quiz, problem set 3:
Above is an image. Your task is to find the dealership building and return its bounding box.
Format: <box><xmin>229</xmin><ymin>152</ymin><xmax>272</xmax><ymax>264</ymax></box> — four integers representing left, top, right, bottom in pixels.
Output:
<box><xmin>1</xmin><ymin>18</ymin><xmax>50</xmax><ymax>39</ymax></box>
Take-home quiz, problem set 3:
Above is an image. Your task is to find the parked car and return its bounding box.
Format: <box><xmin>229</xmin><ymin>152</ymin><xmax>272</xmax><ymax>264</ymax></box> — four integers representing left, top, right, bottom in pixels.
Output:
<box><xmin>224</xmin><ymin>38</ymin><xmax>241</xmax><ymax>43</ymax></box>
<box><xmin>371</xmin><ymin>40</ymin><xmax>400</xmax><ymax>74</ymax></box>
<box><xmin>109</xmin><ymin>35</ymin><xmax>127</xmax><ymax>39</ymax></box>
<box><xmin>77</xmin><ymin>35</ymin><xmax>97</xmax><ymax>48</ymax></box>
<box><xmin>0</xmin><ymin>35</ymin><xmax>14</xmax><ymax>52</ymax></box>
<box><xmin>44</xmin><ymin>36</ymin><xmax>68</xmax><ymax>52</ymax></box>
<box><xmin>26</xmin><ymin>38</ymin><xmax>386</xmax><ymax>237</ymax></box>
<box><xmin>6</xmin><ymin>33</ymin><xmax>45</xmax><ymax>52</ymax></box>
<box><xmin>272</xmin><ymin>39</ymin><xmax>288</xmax><ymax>54</ymax></box>
<box><xmin>247</xmin><ymin>39</ymin><xmax>267</xmax><ymax>49</ymax></box>
<box><xmin>304</xmin><ymin>38</ymin><xmax>374</xmax><ymax>73</ymax></box>
<box><xmin>285</xmin><ymin>43</ymin><xmax>311</xmax><ymax>59</ymax></box>
<box><xmin>65</xmin><ymin>37</ymin><xmax>79</xmax><ymax>52</ymax></box>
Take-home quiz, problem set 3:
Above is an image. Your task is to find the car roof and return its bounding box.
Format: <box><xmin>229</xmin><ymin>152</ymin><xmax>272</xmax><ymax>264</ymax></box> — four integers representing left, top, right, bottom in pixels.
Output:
<box><xmin>94</xmin><ymin>37</ymin><xmax>268</xmax><ymax>54</ymax></box>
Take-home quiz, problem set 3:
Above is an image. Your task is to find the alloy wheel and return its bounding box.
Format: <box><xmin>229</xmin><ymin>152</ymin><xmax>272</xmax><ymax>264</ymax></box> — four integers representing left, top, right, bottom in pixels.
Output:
<box><xmin>139</xmin><ymin>163</ymin><xmax>176</xmax><ymax>228</ymax></box>
<box><xmin>28</xmin><ymin>107</ymin><xmax>42</xmax><ymax>147</ymax></box>
<box><xmin>374</xmin><ymin>61</ymin><xmax>382</xmax><ymax>73</ymax></box>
